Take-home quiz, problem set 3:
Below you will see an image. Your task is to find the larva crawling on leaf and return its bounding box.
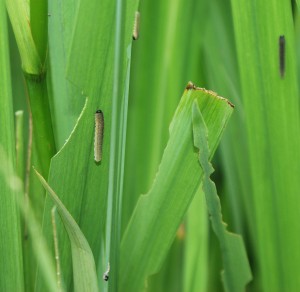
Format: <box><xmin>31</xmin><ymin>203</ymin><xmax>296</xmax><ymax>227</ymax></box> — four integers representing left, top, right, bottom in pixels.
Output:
<box><xmin>133</xmin><ymin>11</ymin><xmax>140</xmax><ymax>40</ymax></box>
<box><xmin>94</xmin><ymin>110</ymin><xmax>104</xmax><ymax>162</ymax></box>
<box><xmin>279</xmin><ymin>35</ymin><xmax>285</xmax><ymax>78</ymax></box>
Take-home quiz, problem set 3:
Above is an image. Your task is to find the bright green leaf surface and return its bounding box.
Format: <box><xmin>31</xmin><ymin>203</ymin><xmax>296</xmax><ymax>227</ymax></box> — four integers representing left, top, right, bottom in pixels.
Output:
<box><xmin>0</xmin><ymin>2</ymin><xmax>24</xmax><ymax>290</ymax></box>
<box><xmin>6</xmin><ymin>0</ymin><xmax>41</xmax><ymax>74</ymax></box>
<box><xmin>203</xmin><ymin>0</ymin><xmax>252</xmax><ymax>236</ymax></box>
<box><xmin>123</xmin><ymin>0</ymin><xmax>206</xmax><ymax>231</ymax></box>
<box><xmin>183</xmin><ymin>189</ymin><xmax>208</xmax><ymax>292</ymax></box>
<box><xmin>47</xmin><ymin>0</ymin><xmax>84</xmax><ymax>148</ymax></box>
<box><xmin>34</xmin><ymin>169</ymin><xmax>98</xmax><ymax>292</ymax></box>
<box><xmin>192</xmin><ymin>100</ymin><xmax>252</xmax><ymax>292</ymax></box>
<box><xmin>30</xmin><ymin>0</ymin><xmax>47</xmax><ymax>62</ymax></box>
<box><xmin>36</xmin><ymin>1</ymin><xmax>139</xmax><ymax>291</ymax></box>
<box><xmin>15</xmin><ymin>110</ymin><xmax>25</xmax><ymax>180</ymax></box>
<box><xmin>202</xmin><ymin>1</ymin><xmax>254</xmax><ymax>289</ymax></box>
<box><xmin>147</xmin><ymin>235</ymin><xmax>184</xmax><ymax>292</ymax></box>
<box><xmin>0</xmin><ymin>148</ymin><xmax>57</xmax><ymax>292</ymax></box>
<box><xmin>120</xmin><ymin>85</ymin><xmax>233</xmax><ymax>292</ymax></box>
<box><xmin>4</xmin><ymin>0</ymin><xmax>300</xmax><ymax>290</ymax></box>
<box><xmin>230</xmin><ymin>0</ymin><xmax>300</xmax><ymax>290</ymax></box>
<box><xmin>123</xmin><ymin>0</ymin><xmax>208</xmax><ymax>287</ymax></box>
<box><xmin>35</xmin><ymin>100</ymin><xmax>107</xmax><ymax>291</ymax></box>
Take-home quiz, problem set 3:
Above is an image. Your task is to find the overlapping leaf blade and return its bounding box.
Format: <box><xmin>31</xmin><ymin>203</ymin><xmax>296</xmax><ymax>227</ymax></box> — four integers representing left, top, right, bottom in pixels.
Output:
<box><xmin>120</xmin><ymin>86</ymin><xmax>233</xmax><ymax>292</ymax></box>
<box><xmin>36</xmin><ymin>0</ymin><xmax>139</xmax><ymax>291</ymax></box>
<box><xmin>192</xmin><ymin>100</ymin><xmax>251</xmax><ymax>292</ymax></box>
<box><xmin>34</xmin><ymin>169</ymin><xmax>98</xmax><ymax>292</ymax></box>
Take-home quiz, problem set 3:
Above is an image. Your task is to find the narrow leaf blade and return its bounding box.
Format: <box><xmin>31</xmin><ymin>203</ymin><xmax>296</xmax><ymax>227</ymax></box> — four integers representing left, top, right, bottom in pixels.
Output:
<box><xmin>192</xmin><ymin>100</ymin><xmax>252</xmax><ymax>292</ymax></box>
<box><xmin>34</xmin><ymin>169</ymin><xmax>99</xmax><ymax>292</ymax></box>
<box><xmin>120</xmin><ymin>84</ymin><xmax>233</xmax><ymax>292</ymax></box>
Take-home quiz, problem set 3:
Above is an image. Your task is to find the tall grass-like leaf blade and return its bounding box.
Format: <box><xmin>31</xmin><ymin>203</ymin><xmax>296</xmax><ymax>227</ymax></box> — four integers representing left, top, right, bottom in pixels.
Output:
<box><xmin>183</xmin><ymin>189</ymin><xmax>208</xmax><ymax>292</ymax></box>
<box><xmin>0</xmin><ymin>147</ymin><xmax>58</xmax><ymax>292</ymax></box>
<box><xmin>37</xmin><ymin>1</ymin><xmax>138</xmax><ymax>290</ymax></box>
<box><xmin>34</xmin><ymin>169</ymin><xmax>99</xmax><ymax>292</ymax></box>
<box><xmin>123</xmin><ymin>0</ymin><xmax>207</xmax><ymax>231</ymax></box>
<box><xmin>6</xmin><ymin>0</ymin><xmax>41</xmax><ymax>74</ymax></box>
<box><xmin>124</xmin><ymin>1</ymin><xmax>208</xmax><ymax>288</ymax></box>
<box><xmin>120</xmin><ymin>84</ymin><xmax>233</xmax><ymax>291</ymax></box>
<box><xmin>192</xmin><ymin>100</ymin><xmax>252</xmax><ymax>292</ymax></box>
<box><xmin>0</xmin><ymin>3</ymin><xmax>24</xmax><ymax>291</ymax></box>
<box><xmin>230</xmin><ymin>0</ymin><xmax>300</xmax><ymax>290</ymax></box>
<box><xmin>47</xmin><ymin>0</ymin><xmax>85</xmax><ymax>148</ymax></box>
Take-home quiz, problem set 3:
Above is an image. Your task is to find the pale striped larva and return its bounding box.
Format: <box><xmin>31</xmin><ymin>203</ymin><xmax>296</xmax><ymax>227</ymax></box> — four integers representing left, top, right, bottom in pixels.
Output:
<box><xmin>133</xmin><ymin>11</ymin><xmax>140</xmax><ymax>40</ymax></box>
<box><xmin>94</xmin><ymin>110</ymin><xmax>104</xmax><ymax>162</ymax></box>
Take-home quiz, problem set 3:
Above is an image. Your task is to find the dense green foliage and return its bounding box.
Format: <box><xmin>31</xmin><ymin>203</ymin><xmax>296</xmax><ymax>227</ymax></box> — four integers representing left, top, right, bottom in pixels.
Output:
<box><xmin>1</xmin><ymin>0</ymin><xmax>300</xmax><ymax>291</ymax></box>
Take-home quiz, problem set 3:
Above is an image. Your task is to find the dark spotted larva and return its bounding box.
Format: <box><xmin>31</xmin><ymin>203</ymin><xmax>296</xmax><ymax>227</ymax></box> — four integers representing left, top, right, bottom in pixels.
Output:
<box><xmin>279</xmin><ymin>35</ymin><xmax>285</xmax><ymax>78</ymax></box>
<box><xmin>94</xmin><ymin>110</ymin><xmax>104</xmax><ymax>162</ymax></box>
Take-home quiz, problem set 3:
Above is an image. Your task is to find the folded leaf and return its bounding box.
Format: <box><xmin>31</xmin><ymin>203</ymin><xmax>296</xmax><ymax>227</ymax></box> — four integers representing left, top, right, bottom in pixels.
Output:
<box><xmin>192</xmin><ymin>100</ymin><xmax>252</xmax><ymax>292</ymax></box>
<box><xmin>34</xmin><ymin>169</ymin><xmax>98</xmax><ymax>292</ymax></box>
<box><xmin>120</xmin><ymin>83</ymin><xmax>233</xmax><ymax>292</ymax></box>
